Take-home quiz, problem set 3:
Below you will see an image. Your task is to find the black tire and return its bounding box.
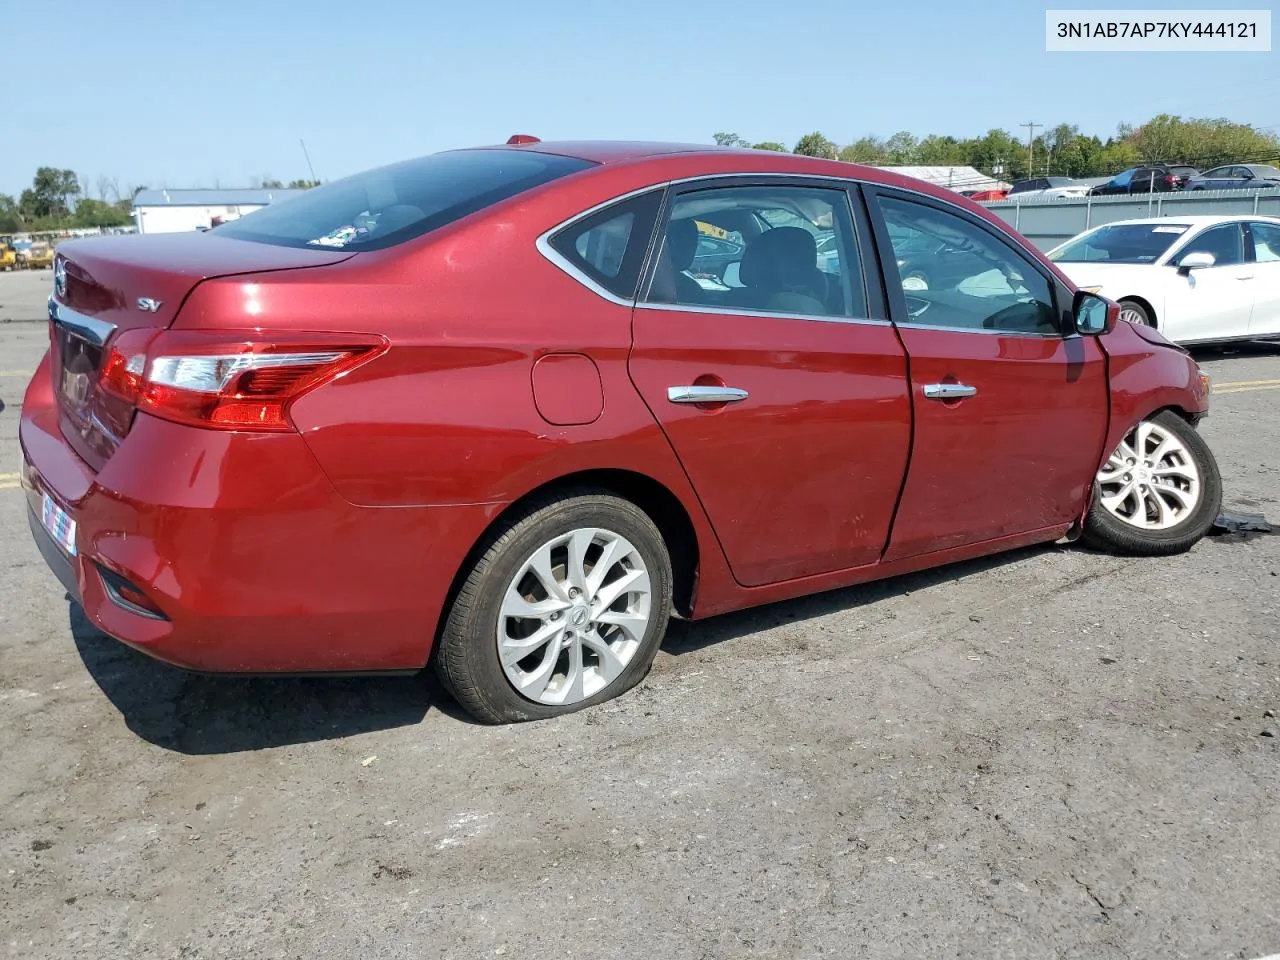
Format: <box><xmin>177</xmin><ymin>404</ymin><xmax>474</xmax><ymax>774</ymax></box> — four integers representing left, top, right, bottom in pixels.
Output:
<box><xmin>1082</xmin><ymin>410</ymin><xmax>1222</xmax><ymax>556</ymax></box>
<box><xmin>435</xmin><ymin>489</ymin><xmax>673</xmax><ymax>724</ymax></box>
<box><xmin>1118</xmin><ymin>297</ymin><xmax>1154</xmax><ymax>327</ymax></box>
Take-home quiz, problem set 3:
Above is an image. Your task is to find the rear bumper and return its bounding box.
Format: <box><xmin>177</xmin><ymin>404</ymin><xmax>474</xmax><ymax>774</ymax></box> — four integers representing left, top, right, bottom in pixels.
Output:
<box><xmin>26</xmin><ymin>497</ymin><xmax>79</xmax><ymax>599</ymax></box>
<box><xmin>20</xmin><ymin>395</ymin><xmax>504</xmax><ymax>674</ymax></box>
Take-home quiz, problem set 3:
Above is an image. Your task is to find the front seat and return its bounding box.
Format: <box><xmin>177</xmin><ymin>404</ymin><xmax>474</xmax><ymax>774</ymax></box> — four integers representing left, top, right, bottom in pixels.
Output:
<box><xmin>656</xmin><ymin>218</ymin><xmax>706</xmax><ymax>304</ymax></box>
<box><xmin>734</xmin><ymin>227</ymin><xmax>829</xmax><ymax>315</ymax></box>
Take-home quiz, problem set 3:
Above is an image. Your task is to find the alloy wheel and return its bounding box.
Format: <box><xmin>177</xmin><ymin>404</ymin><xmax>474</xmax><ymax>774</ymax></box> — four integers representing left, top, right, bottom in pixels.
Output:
<box><xmin>1096</xmin><ymin>420</ymin><xmax>1202</xmax><ymax>530</ymax></box>
<box><xmin>497</xmin><ymin>528</ymin><xmax>652</xmax><ymax>705</ymax></box>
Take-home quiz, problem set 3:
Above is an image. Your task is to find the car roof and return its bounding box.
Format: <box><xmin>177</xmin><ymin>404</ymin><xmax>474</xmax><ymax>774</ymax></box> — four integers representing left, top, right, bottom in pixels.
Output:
<box><xmin>481</xmin><ymin>140</ymin><xmax>738</xmax><ymax>164</ymax></box>
<box><xmin>1088</xmin><ymin>214</ymin><xmax>1280</xmax><ymax>228</ymax></box>
<box><xmin>461</xmin><ymin>139</ymin><xmax>997</xmax><ymax>201</ymax></box>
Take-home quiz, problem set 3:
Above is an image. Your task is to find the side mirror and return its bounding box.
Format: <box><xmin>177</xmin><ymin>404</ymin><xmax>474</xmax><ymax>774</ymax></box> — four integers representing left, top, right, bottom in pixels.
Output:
<box><xmin>1176</xmin><ymin>251</ymin><xmax>1215</xmax><ymax>275</ymax></box>
<box><xmin>723</xmin><ymin>261</ymin><xmax>744</xmax><ymax>288</ymax></box>
<box><xmin>1073</xmin><ymin>291</ymin><xmax>1117</xmax><ymax>336</ymax></box>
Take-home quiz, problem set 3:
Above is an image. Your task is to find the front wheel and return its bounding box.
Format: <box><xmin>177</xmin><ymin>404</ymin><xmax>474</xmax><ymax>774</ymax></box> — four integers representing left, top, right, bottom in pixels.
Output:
<box><xmin>435</xmin><ymin>491</ymin><xmax>673</xmax><ymax>724</ymax></box>
<box><xmin>1117</xmin><ymin>298</ymin><xmax>1154</xmax><ymax>327</ymax></box>
<box><xmin>1082</xmin><ymin>411</ymin><xmax>1222</xmax><ymax>556</ymax></box>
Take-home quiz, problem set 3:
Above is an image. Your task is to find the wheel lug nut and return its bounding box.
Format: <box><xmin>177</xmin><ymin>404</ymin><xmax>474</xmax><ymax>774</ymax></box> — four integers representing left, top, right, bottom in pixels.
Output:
<box><xmin>550</xmin><ymin>612</ymin><xmax>560</xmax><ymax>621</ymax></box>
<box><xmin>1123</xmin><ymin>473</ymin><xmax>1132</xmax><ymax>481</ymax></box>
<box><xmin>569</xmin><ymin>588</ymin><xmax>580</xmax><ymax>599</ymax></box>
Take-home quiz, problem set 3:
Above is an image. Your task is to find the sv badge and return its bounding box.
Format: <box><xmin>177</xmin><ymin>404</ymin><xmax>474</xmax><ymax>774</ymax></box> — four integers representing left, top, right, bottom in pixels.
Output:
<box><xmin>137</xmin><ymin>298</ymin><xmax>163</xmax><ymax>313</ymax></box>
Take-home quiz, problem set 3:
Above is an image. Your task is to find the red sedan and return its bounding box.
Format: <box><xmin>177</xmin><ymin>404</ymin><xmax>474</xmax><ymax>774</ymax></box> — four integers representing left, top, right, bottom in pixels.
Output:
<box><xmin>21</xmin><ymin>138</ymin><xmax>1221</xmax><ymax>723</ymax></box>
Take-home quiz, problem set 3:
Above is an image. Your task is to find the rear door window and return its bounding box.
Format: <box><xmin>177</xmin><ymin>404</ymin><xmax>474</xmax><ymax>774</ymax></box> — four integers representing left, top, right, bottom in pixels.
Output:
<box><xmin>643</xmin><ymin>184</ymin><xmax>867</xmax><ymax>319</ymax></box>
<box><xmin>1249</xmin><ymin>222</ymin><xmax>1280</xmax><ymax>262</ymax></box>
<box><xmin>215</xmin><ymin>149</ymin><xmax>595</xmax><ymax>251</ymax></box>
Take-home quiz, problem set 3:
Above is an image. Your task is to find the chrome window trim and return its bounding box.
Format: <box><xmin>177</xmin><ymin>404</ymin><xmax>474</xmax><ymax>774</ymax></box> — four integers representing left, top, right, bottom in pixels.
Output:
<box><xmin>894</xmin><ymin>320</ymin><xmax>1062</xmax><ymax>339</ymax></box>
<box><xmin>534</xmin><ymin>170</ymin><xmax>1060</xmax><ymax>328</ymax></box>
<box><xmin>48</xmin><ymin>297</ymin><xmax>116</xmax><ymax>346</ymax></box>
<box><xmin>637</xmin><ymin>300</ymin><xmax>891</xmax><ymax>328</ymax></box>
<box><xmin>535</xmin><ymin>184</ymin><xmax>669</xmax><ymax>309</ymax></box>
<box><xmin>536</xmin><ymin>173</ymin><xmax>936</xmax><ymax>311</ymax></box>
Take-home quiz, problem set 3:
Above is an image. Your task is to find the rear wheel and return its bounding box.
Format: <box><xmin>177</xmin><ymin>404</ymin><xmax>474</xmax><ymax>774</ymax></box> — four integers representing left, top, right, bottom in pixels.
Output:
<box><xmin>436</xmin><ymin>490</ymin><xmax>673</xmax><ymax>724</ymax></box>
<box><xmin>1118</xmin><ymin>298</ymin><xmax>1154</xmax><ymax>327</ymax></box>
<box><xmin>1082</xmin><ymin>411</ymin><xmax>1221</xmax><ymax>555</ymax></box>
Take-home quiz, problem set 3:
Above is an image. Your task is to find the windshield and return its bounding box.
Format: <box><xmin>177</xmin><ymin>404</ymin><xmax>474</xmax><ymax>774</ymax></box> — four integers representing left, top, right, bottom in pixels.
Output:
<box><xmin>1048</xmin><ymin>223</ymin><xmax>1191</xmax><ymax>263</ymax></box>
<box><xmin>214</xmin><ymin>149</ymin><xmax>595</xmax><ymax>251</ymax></box>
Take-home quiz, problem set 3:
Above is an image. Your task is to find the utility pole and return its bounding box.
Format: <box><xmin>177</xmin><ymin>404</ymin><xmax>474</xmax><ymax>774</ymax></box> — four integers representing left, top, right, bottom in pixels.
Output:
<box><xmin>300</xmin><ymin>139</ymin><xmax>319</xmax><ymax>185</ymax></box>
<box><xmin>1020</xmin><ymin>122</ymin><xmax>1040</xmax><ymax>178</ymax></box>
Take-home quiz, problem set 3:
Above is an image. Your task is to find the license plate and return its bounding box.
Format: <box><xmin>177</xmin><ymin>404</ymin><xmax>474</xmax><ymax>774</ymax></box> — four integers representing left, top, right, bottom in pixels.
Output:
<box><xmin>41</xmin><ymin>493</ymin><xmax>78</xmax><ymax>557</ymax></box>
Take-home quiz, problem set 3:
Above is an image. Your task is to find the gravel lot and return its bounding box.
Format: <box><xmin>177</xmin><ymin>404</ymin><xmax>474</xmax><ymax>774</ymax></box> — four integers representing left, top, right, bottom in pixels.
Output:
<box><xmin>1</xmin><ymin>268</ymin><xmax>1278</xmax><ymax>960</ymax></box>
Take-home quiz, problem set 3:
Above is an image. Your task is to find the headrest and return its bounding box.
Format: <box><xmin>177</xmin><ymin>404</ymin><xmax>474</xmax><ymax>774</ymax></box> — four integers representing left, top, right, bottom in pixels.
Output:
<box><xmin>666</xmin><ymin>218</ymin><xmax>698</xmax><ymax>270</ymax></box>
<box><xmin>739</xmin><ymin>227</ymin><xmax>818</xmax><ymax>288</ymax></box>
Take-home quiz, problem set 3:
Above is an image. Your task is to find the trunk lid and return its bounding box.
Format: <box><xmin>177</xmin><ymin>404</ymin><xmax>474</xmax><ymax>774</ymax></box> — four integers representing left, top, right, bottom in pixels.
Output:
<box><xmin>50</xmin><ymin>232</ymin><xmax>354</xmax><ymax>471</ymax></box>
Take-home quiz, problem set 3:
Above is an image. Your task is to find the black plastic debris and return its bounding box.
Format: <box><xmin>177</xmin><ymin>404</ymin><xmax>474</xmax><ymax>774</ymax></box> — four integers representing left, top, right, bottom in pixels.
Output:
<box><xmin>1208</xmin><ymin>510</ymin><xmax>1274</xmax><ymax>537</ymax></box>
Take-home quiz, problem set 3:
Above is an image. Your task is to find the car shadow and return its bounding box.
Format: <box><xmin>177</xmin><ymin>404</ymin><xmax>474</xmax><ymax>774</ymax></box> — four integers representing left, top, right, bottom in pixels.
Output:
<box><xmin>1188</xmin><ymin>340</ymin><xmax>1280</xmax><ymax>361</ymax></box>
<box><xmin>662</xmin><ymin>545</ymin><xmax>1053</xmax><ymax>653</ymax></box>
<box><xmin>71</xmin><ymin>545</ymin><xmax>1059</xmax><ymax>753</ymax></box>
<box><xmin>69</xmin><ymin>602</ymin><xmax>476</xmax><ymax>755</ymax></box>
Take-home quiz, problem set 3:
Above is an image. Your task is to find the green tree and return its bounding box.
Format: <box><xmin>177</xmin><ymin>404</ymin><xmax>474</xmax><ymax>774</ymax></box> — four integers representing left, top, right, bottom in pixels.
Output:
<box><xmin>72</xmin><ymin>198</ymin><xmax>131</xmax><ymax>228</ymax></box>
<box><xmin>712</xmin><ymin>132</ymin><xmax>750</xmax><ymax>148</ymax></box>
<box><xmin>839</xmin><ymin>137</ymin><xmax>887</xmax><ymax>164</ymax></box>
<box><xmin>19</xmin><ymin>167</ymin><xmax>81</xmax><ymax>219</ymax></box>
<box><xmin>287</xmin><ymin>179</ymin><xmax>322</xmax><ymax>188</ymax></box>
<box><xmin>916</xmin><ymin>135</ymin><xmax>966</xmax><ymax>165</ymax></box>
<box><xmin>883</xmin><ymin>131</ymin><xmax>920</xmax><ymax>164</ymax></box>
<box><xmin>962</xmin><ymin>128</ymin><xmax>1027</xmax><ymax>180</ymax></box>
<box><xmin>750</xmin><ymin>142</ymin><xmax>787</xmax><ymax>152</ymax></box>
<box><xmin>793</xmin><ymin>132</ymin><xmax>837</xmax><ymax>159</ymax></box>
<box><xmin>0</xmin><ymin>194</ymin><xmax>21</xmax><ymax>232</ymax></box>
<box><xmin>1099</xmin><ymin>139</ymin><xmax>1142</xmax><ymax>173</ymax></box>
<box><xmin>1125</xmin><ymin>114</ymin><xmax>1280</xmax><ymax>167</ymax></box>
<box><xmin>1056</xmin><ymin>134</ymin><xmax>1105</xmax><ymax>177</ymax></box>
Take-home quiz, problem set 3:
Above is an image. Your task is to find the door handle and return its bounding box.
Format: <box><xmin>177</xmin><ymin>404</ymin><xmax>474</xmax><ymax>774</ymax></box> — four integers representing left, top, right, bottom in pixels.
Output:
<box><xmin>923</xmin><ymin>383</ymin><xmax>977</xmax><ymax>400</ymax></box>
<box><xmin>1234</xmin><ymin>274</ymin><xmax>1254</xmax><ymax>280</ymax></box>
<box><xmin>667</xmin><ymin>385</ymin><xmax>749</xmax><ymax>404</ymax></box>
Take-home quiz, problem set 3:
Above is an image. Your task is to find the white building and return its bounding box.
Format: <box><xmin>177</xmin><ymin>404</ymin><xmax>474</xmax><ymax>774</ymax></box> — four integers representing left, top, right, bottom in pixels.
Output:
<box><xmin>131</xmin><ymin>188</ymin><xmax>305</xmax><ymax>234</ymax></box>
<box><xmin>872</xmin><ymin>166</ymin><xmax>1011</xmax><ymax>194</ymax></box>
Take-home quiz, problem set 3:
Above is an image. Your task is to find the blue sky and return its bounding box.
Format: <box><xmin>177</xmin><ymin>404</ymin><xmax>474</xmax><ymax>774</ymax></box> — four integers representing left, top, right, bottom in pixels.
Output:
<box><xmin>1</xmin><ymin>0</ymin><xmax>1275</xmax><ymax>197</ymax></box>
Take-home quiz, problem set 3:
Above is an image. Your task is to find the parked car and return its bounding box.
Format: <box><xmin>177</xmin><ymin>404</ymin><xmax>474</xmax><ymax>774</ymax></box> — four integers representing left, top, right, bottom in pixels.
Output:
<box><xmin>1089</xmin><ymin>165</ymin><xmax>1200</xmax><ymax>195</ymax></box>
<box><xmin>964</xmin><ymin>189</ymin><xmax>1007</xmax><ymax>201</ymax></box>
<box><xmin>1046</xmin><ymin>214</ymin><xmax>1280</xmax><ymax>344</ymax></box>
<box><xmin>0</xmin><ymin>240</ymin><xmax>16</xmax><ymax>271</ymax></box>
<box><xmin>23</xmin><ymin>138</ymin><xmax>1220</xmax><ymax>724</ymax></box>
<box><xmin>1008</xmin><ymin>177</ymin><xmax>1091</xmax><ymax>202</ymax></box>
<box><xmin>1183</xmin><ymin>164</ymin><xmax>1280</xmax><ymax>191</ymax></box>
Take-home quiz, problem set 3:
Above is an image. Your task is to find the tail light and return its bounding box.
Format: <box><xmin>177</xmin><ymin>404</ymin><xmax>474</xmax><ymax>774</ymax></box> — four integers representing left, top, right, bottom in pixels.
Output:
<box><xmin>99</xmin><ymin>330</ymin><xmax>387</xmax><ymax>431</ymax></box>
<box><xmin>1163</xmin><ymin>175</ymin><xmax>1176</xmax><ymax>187</ymax></box>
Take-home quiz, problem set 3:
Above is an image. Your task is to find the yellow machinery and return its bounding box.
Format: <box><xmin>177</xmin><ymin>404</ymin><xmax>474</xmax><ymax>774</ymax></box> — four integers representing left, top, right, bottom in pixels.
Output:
<box><xmin>22</xmin><ymin>240</ymin><xmax>54</xmax><ymax>269</ymax></box>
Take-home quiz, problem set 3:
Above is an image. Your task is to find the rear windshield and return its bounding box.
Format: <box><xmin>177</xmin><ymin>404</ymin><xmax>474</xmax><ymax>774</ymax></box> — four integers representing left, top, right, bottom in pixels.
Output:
<box><xmin>214</xmin><ymin>149</ymin><xmax>595</xmax><ymax>251</ymax></box>
<box><xmin>1048</xmin><ymin>222</ymin><xmax>1190</xmax><ymax>263</ymax></box>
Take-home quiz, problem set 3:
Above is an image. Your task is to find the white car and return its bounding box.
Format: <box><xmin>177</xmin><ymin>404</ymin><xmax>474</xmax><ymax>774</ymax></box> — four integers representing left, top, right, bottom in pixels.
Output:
<box><xmin>1046</xmin><ymin>214</ymin><xmax>1280</xmax><ymax>344</ymax></box>
<box><xmin>1007</xmin><ymin>176</ymin><xmax>1092</xmax><ymax>202</ymax></box>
